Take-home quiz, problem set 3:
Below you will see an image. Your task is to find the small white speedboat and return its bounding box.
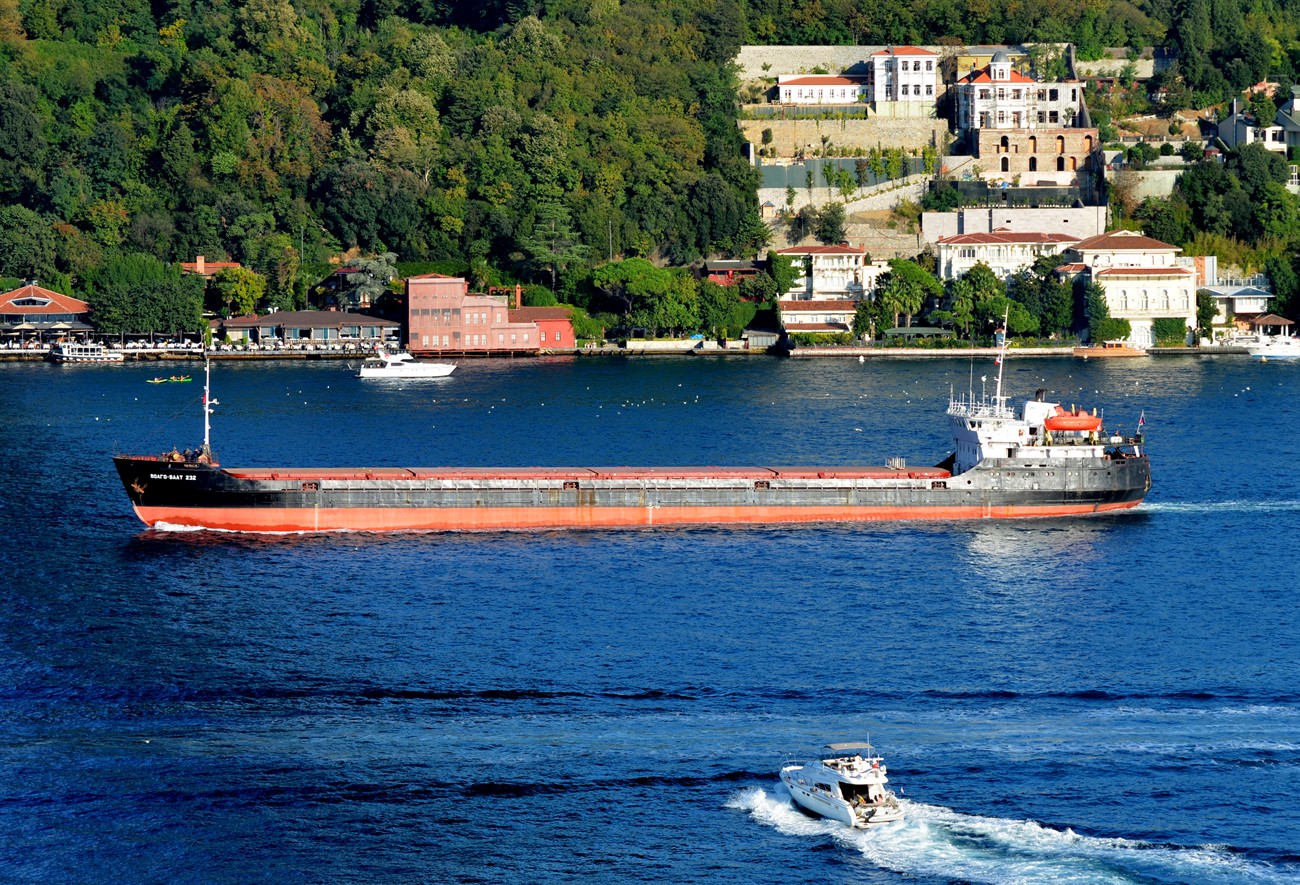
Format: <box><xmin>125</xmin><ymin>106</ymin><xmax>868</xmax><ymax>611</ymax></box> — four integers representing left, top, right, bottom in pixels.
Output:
<box><xmin>779</xmin><ymin>742</ymin><xmax>904</xmax><ymax>828</ymax></box>
<box><xmin>357</xmin><ymin>351</ymin><xmax>456</xmax><ymax>378</ymax></box>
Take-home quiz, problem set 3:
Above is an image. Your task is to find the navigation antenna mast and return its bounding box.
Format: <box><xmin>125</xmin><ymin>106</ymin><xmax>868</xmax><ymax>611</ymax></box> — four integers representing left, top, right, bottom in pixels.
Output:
<box><xmin>201</xmin><ymin>357</ymin><xmax>212</xmax><ymax>458</ymax></box>
<box><xmin>993</xmin><ymin>305</ymin><xmax>1010</xmax><ymax>409</ymax></box>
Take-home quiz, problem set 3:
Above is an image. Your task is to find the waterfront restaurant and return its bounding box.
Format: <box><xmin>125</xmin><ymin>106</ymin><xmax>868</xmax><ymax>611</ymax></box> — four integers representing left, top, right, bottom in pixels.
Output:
<box><xmin>214</xmin><ymin>310</ymin><xmax>400</xmax><ymax>345</ymax></box>
<box><xmin>0</xmin><ymin>282</ymin><xmax>94</xmax><ymax>346</ymax></box>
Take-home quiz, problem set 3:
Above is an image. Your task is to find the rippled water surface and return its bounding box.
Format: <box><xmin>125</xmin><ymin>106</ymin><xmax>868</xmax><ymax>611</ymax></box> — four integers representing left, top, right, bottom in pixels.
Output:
<box><xmin>1</xmin><ymin>354</ymin><xmax>1298</xmax><ymax>884</ymax></box>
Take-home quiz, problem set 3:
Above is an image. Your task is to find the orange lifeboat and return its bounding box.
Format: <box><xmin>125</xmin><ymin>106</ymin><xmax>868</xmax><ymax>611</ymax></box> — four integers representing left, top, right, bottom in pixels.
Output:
<box><xmin>1044</xmin><ymin>406</ymin><xmax>1102</xmax><ymax>432</ymax></box>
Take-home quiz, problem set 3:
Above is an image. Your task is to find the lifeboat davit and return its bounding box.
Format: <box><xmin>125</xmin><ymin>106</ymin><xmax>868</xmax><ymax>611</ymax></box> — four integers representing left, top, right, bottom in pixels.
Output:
<box><xmin>1044</xmin><ymin>407</ymin><xmax>1103</xmax><ymax>432</ymax></box>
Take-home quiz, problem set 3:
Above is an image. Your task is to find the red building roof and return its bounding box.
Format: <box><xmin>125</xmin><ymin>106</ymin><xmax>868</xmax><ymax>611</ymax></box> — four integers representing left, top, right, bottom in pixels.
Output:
<box><xmin>0</xmin><ymin>283</ymin><xmax>90</xmax><ymax>315</ymax></box>
<box><xmin>510</xmin><ymin>307</ymin><xmax>573</xmax><ymax>322</ymax></box>
<box><xmin>1072</xmin><ymin>230</ymin><xmax>1178</xmax><ymax>252</ymax></box>
<box><xmin>1093</xmin><ymin>267</ymin><xmax>1194</xmax><ymax>277</ymax></box>
<box><xmin>959</xmin><ymin>67</ymin><xmax>1036</xmax><ymax>85</ymax></box>
<box><xmin>871</xmin><ymin>46</ymin><xmax>938</xmax><ymax>56</ymax></box>
<box><xmin>778</xmin><ymin>299</ymin><xmax>858</xmax><ymax>311</ymax></box>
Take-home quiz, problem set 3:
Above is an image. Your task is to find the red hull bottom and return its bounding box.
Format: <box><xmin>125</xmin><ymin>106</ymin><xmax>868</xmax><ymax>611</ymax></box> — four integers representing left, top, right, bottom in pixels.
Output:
<box><xmin>135</xmin><ymin>501</ymin><xmax>1143</xmax><ymax>533</ymax></box>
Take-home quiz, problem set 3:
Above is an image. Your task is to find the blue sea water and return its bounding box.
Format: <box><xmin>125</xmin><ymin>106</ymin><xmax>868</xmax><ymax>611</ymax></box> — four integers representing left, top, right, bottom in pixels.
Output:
<box><xmin>1</xmin><ymin>353</ymin><xmax>1298</xmax><ymax>884</ymax></box>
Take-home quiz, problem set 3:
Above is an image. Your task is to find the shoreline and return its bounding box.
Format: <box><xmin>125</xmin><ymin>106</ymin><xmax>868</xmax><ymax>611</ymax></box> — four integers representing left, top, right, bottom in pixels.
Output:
<box><xmin>0</xmin><ymin>344</ymin><xmax>1252</xmax><ymax>364</ymax></box>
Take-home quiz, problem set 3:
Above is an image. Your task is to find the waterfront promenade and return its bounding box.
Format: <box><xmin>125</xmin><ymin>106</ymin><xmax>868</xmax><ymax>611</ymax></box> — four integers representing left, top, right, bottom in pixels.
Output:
<box><xmin>1</xmin><ymin>340</ymin><xmax>1252</xmax><ymax>362</ymax></box>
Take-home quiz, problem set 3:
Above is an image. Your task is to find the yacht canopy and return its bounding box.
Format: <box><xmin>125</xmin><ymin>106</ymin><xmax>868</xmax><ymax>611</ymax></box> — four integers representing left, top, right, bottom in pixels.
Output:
<box><xmin>825</xmin><ymin>742</ymin><xmax>876</xmax><ymax>752</ymax></box>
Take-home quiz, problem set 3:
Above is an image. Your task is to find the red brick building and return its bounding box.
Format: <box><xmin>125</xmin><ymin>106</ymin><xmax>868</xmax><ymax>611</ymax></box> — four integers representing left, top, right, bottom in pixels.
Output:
<box><xmin>406</xmin><ymin>275</ymin><xmax>574</xmax><ymax>355</ymax></box>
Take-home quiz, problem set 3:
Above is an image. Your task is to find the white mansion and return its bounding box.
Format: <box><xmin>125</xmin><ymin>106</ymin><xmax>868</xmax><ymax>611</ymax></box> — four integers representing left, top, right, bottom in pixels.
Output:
<box><xmin>935</xmin><ymin>230</ymin><xmax>1081</xmax><ymax>280</ymax></box>
<box><xmin>1059</xmin><ymin>230</ymin><xmax>1198</xmax><ymax>348</ymax></box>
<box><xmin>955</xmin><ymin>50</ymin><xmax>1083</xmax><ymax>131</ymax></box>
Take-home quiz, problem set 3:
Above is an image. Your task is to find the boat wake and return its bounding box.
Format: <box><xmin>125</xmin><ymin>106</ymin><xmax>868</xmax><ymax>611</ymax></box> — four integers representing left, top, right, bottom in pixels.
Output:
<box><xmin>147</xmin><ymin>521</ymin><xmax>355</xmax><ymax>536</ymax></box>
<box><xmin>1140</xmin><ymin>500</ymin><xmax>1300</xmax><ymax>514</ymax></box>
<box><xmin>729</xmin><ymin>786</ymin><xmax>1293</xmax><ymax>884</ymax></box>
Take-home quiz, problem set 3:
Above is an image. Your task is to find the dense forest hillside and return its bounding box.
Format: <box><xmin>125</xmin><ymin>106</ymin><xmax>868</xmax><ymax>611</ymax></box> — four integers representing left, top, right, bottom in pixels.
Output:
<box><xmin>2</xmin><ymin>0</ymin><xmax>1299</xmax><ymax>325</ymax></box>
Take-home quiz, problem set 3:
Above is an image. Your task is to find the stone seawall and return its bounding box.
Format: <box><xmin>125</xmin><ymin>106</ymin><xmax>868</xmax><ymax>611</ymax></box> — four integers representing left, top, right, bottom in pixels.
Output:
<box><xmin>740</xmin><ymin>118</ymin><xmax>948</xmax><ymax>156</ymax></box>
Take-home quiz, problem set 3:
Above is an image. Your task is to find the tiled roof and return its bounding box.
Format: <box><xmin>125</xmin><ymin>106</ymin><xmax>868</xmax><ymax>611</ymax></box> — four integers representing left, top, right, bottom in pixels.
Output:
<box><xmin>220</xmin><ymin>310</ymin><xmax>399</xmax><ymax>328</ymax></box>
<box><xmin>510</xmin><ymin>307</ymin><xmax>572</xmax><ymax>321</ymax></box>
<box><xmin>179</xmin><ymin>260</ymin><xmax>241</xmax><ymax>275</ymax></box>
<box><xmin>959</xmin><ymin>67</ymin><xmax>1036</xmax><ymax>85</ymax></box>
<box><xmin>0</xmin><ymin>283</ymin><xmax>90</xmax><ymax>314</ymax></box>
<box><xmin>871</xmin><ymin>45</ymin><xmax>938</xmax><ymax>57</ymax></box>
<box><xmin>1055</xmin><ymin>263</ymin><xmax>1088</xmax><ymax>273</ymax></box>
<box><xmin>777</xmin><ymin>245</ymin><xmax>865</xmax><ymax>256</ymax></box>
<box><xmin>406</xmin><ymin>273</ymin><xmax>464</xmax><ymax>280</ymax></box>
<box><xmin>1093</xmin><ymin>267</ymin><xmax>1194</xmax><ymax>277</ymax></box>
<box><xmin>937</xmin><ymin>231</ymin><xmax>1079</xmax><ymax>246</ymax></box>
<box><xmin>1071</xmin><ymin>230</ymin><xmax>1178</xmax><ymax>252</ymax></box>
<box><xmin>784</xmin><ymin>322</ymin><xmax>852</xmax><ymax>331</ymax></box>
<box><xmin>779</xmin><ymin>300</ymin><xmax>858</xmax><ymax>311</ymax></box>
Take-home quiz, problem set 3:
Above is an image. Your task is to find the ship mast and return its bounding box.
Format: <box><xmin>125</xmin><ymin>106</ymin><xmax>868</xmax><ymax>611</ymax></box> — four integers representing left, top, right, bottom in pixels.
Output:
<box><xmin>201</xmin><ymin>357</ymin><xmax>212</xmax><ymax>459</ymax></box>
<box><xmin>993</xmin><ymin>305</ymin><xmax>1009</xmax><ymax>410</ymax></box>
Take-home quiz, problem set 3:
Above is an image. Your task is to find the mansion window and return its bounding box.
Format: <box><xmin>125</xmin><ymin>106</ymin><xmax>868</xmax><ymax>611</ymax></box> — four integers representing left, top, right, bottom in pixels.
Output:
<box><xmin>1049</xmin><ymin>89</ymin><xmax>1059</xmax><ymax>101</ymax></box>
<box><xmin>979</xmin><ymin>89</ymin><xmax>990</xmax><ymax>100</ymax></box>
<box><xmin>997</xmin><ymin>88</ymin><xmax>1006</xmax><ymax>100</ymax></box>
<box><xmin>902</xmin><ymin>85</ymin><xmax>909</xmax><ymax>95</ymax></box>
<box><xmin>926</xmin><ymin>85</ymin><xmax>933</xmax><ymax>95</ymax></box>
<box><xmin>997</xmin><ymin>111</ymin><xmax>1006</xmax><ymax>124</ymax></box>
<box><xmin>925</xmin><ymin>61</ymin><xmax>933</xmax><ymax>70</ymax></box>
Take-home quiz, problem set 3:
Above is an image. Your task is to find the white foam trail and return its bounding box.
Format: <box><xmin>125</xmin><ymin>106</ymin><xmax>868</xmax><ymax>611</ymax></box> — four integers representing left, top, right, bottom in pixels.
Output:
<box><xmin>1141</xmin><ymin>501</ymin><xmax>1300</xmax><ymax>514</ymax></box>
<box><xmin>730</xmin><ymin>786</ymin><xmax>1296</xmax><ymax>884</ymax></box>
<box><xmin>149</xmin><ymin>522</ymin><xmax>355</xmax><ymax>536</ymax></box>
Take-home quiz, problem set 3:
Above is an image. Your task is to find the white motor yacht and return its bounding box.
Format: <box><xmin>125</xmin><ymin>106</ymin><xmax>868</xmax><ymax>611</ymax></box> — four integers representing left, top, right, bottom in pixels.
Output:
<box><xmin>779</xmin><ymin>742</ymin><xmax>904</xmax><ymax>828</ymax></box>
<box><xmin>48</xmin><ymin>342</ymin><xmax>125</xmax><ymax>363</ymax></box>
<box><xmin>358</xmin><ymin>351</ymin><xmax>456</xmax><ymax>378</ymax></box>
<box><xmin>1247</xmin><ymin>335</ymin><xmax>1300</xmax><ymax>359</ymax></box>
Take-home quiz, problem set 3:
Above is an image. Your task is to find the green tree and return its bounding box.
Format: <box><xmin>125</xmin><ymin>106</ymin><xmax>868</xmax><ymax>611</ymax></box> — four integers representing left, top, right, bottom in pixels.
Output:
<box><xmin>815</xmin><ymin>203</ymin><xmax>847</xmax><ymax>244</ymax></box>
<box><xmin>0</xmin><ymin>205</ymin><xmax>59</xmax><ymax>282</ymax></box>
<box><xmin>343</xmin><ymin>253</ymin><xmax>399</xmax><ymax>310</ymax></box>
<box><xmin>766</xmin><ymin>251</ymin><xmax>799</xmax><ymax>299</ymax></box>
<box><xmin>85</xmin><ymin>254</ymin><xmax>203</xmax><ymax>335</ymax></box>
<box><xmin>210</xmin><ymin>266</ymin><xmax>268</xmax><ymax>317</ymax></box>
<box><xmin>1195</xmin><ymin>289</ymin><xmax>1219</xmax><ymax>341</ymax></box>
<box><xmin>877</xmin><ymin>259</ymin><xmax>943</xmax><ymax>328</ymax></box>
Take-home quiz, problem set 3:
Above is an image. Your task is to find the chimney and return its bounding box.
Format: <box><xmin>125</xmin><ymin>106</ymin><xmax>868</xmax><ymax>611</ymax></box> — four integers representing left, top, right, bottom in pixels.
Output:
<box><xmin>197</xmin><ymin>255</ymin><xmax>206</xmax><ymax>275</ymax></box>
<box><xmin>514</xmin><ymin>284</ymin><xmax>522</xmax><ymax>309</ymax></box>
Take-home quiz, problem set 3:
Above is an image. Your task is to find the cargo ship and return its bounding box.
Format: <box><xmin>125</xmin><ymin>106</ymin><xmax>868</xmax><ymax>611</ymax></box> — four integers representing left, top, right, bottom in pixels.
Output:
<box><xmin>113</xmin><ymin>356</ymin><xmax>1150</xmax><ymax>533</ymax></box>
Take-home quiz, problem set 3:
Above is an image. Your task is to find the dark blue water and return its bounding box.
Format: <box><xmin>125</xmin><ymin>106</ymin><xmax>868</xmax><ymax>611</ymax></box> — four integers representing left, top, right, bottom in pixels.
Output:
<box><xmin>2</xmin><ymin>355</ymin><xmax>1298</xmax><ymax>884</ymax></box>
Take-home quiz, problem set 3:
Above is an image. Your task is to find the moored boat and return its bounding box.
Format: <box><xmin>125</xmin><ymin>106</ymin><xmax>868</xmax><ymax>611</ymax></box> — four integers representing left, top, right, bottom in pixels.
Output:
<box><xmin>49</xmin><ymin>342</ymin><xmax>125</xmax><ymax>363</ymax></box>
<box><xmin>357</xmin><ymin>351</ymin><xmax>456</xmax><ymax>379</ymax></box>
<box><xmin>1073</xmin><ymin>340</ymin><xmax>1147</xmax><ymax>358</ymax></box>
<box><xmin>113</xmin><ymin>340</ymin><xmax>1150</xmax><ymax>532</ymax></box>
<box><xmin>779</xmin><ymin>742</ymin><xmax>904</xmax><ymax>828</ymax></box>
<box><xmin>1246</xmin><ymin>335</ymin><xmax>1300</xmax><ymax>359</ymax></box>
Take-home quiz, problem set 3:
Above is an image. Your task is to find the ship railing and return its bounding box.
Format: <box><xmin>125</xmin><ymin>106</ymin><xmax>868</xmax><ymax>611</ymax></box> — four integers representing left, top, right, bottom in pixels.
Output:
<box><xmin>947</xmin><ymin>394</ymin><xmax>1013</xmax><ymax>419</ymax></box>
